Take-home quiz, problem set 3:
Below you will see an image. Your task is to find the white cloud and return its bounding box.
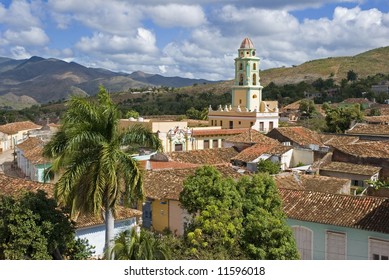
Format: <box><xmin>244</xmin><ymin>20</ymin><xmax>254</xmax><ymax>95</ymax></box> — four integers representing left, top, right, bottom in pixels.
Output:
<box><xmin>146</xmin><ymin>4</ymin><xmax>207</xmax><ymax>27</ymax></box>
<box><xmin>4</xmin><ymin>27</ymin><xmax>49</xmax><ymax>46</ymax></box>
<box><xmin>0</xmin><ymin>0</ymin><xmax>41</xmax><ymax>28</ymax></box>
<box><xmin>10</xmin><ymin>46</ymin><xmax>31</xmax><ymax>59</ymax></box>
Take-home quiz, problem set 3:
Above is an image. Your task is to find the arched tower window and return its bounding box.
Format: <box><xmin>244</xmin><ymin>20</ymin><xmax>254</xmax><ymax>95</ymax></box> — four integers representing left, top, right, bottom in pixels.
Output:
<box><xmin>253</xmin><ymin>63</ymin><xmax>256</xmax><ymax>70</ymax></box>
<box><xmin>239</xmin><ymin>63</ymin><xmax>243</xmax><ymax>70</ymax></box>
<box><xmin>239</xmin><ymin>74</ymin><xmax>243</xmax><ymax>86</ymax></box>
<box><xmin>253</xmin><ymin>74</ymin><xmax>257</xmax><ymax>85</ymax></box>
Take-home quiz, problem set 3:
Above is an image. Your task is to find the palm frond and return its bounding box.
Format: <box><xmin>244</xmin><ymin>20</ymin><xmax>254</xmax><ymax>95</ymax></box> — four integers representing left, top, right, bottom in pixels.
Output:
<box><xmin>121</xmin><ymin>124</ymin><xmax>163</xmax><ymax>152</ymax></box>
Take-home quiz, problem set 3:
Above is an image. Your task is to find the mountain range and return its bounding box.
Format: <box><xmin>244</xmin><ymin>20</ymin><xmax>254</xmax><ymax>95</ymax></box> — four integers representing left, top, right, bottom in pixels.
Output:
<box><xmin>0</xmin><ymin>56</ymin><xmax>217</xmax><ymax>109</ymax></box>
<box><xmin>1</xmin><ymin>45</ymin><xmax>389</xmax><ymax>109</ymax></box>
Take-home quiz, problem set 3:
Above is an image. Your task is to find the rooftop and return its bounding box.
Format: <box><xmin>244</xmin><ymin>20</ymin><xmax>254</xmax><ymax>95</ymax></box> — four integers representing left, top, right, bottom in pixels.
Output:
<box><xmin>224</xmin><ymin>129</ymin><xmax>279</xmax><ymax>145</ymax></box>
<box><xmin>232</xmin><ymin>143</ymin><xmax>291</xmax><ymax>163</ymax></box>
<box><xmin>320</xmin><ymin>134</ymin><xmax>359</xmax><ymax>147</ymax></box>
<box><xmin>16</xmin><ymin>137</ymin><xmax>49</xmax><ymax>165</ymax></box>
<box><xmin>334</xmin><ymin>141</ymin><xmax>389</xmax><ymax>158</ymax></box>
<box><xmin>346</xmin><ymin>123</ymin><xmax>389</xmax><ymax>136</ymax></box>
<box><xmin>192</xmin><ymin>128</ymin><xmax>247</xmax><ymax>137</ymax></box>
<box><xmin>240</xmin><ymin>37</ymin><xmax>254</xmax><ymax>49</ymax></box>
<box><xmin>280</xmin><ymin>188</ymin><xmax>389</xmax><ymax>234</ymax></box>
<box><xmin>166</xmin><ymin>147</ymin><xmax>239</xmax><ymax>165</ymax></box>
<box><xmin>267</xmin><ymin>126</ymin><xmax>324</xmax><ymax>147</ymax></box>
<box><xmin>320</xmin><ymin>161</ymin><xmax>381</xmax><ymax>176</ymax></box>
<box><xmin>143</xmin><ymin>165</ymin><xmax>242</xmax><ymax>200</ymax></box>
<box><xmin>0</xmin><ymin>121</ymin><xmax>41</xmax><ymax>135</ymax></box>
<box><xmin>274</xmin><ymin>173</ymin><xmax>350</xmax><ymax>194</ymax></box>
<box><xmin>364</xmin><ymin>115</ymin><xmax>389</xmax><ymax>124</ymax></box>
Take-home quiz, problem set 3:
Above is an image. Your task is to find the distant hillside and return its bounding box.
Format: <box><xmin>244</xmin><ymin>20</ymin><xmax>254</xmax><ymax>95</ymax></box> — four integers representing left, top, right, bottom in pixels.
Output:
<box><xmin>260</xmin><ymin>46</ymin><xmax>389</xmax><ymax>85</ymax></box>
<box><xmin>0</xmin><ymin>56</ymin><xmax>217</xmax><ymax>108</ymax></box>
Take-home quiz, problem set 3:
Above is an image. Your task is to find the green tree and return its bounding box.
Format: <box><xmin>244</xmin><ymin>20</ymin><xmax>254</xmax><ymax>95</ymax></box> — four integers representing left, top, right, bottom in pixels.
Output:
<box><xmin>324</xmin><ymin>104</ymin><xmax>364</xmax><ymax>133</ymax></box>
<box><xmin>299</xmin><ymin>99</ymin><xmax>317</xmax><ymax>118</ymax></box>
<box><xmin>110</xmin><ymin>227</ymin><xmax>170</xmax><ymax>260</ymax></box>
<box><xmin>43</xmin><ymin>86</ymin><xmax>162</xmax><ymax>259</ymax></box>
<box><xmin>0</xmin><ymin>190</ymin><xmax>94</xmax><ymax>260</ymax></box>
<box><xmin>347</xmin><ymin>70</ymin><xmax>358</xmax><ymax>82</ymax></box>
<box><xmin>125</xmin><ymin>110</ymin><xmax>139</xmax><ymax>119</ymax></box>
<box><xmin>179</xmin><ymin>166</ymin><xmax>244</xmax><ymax>259</ymax></box>
<box><xmin>237</xmin><ymin>174</ymin><xmax>300</xmax><ymax>260</ymax></box>
<box><xmin>257</xmin><ymin>159</ymin><xmax>281</xmax><ymax>174</ymax></box>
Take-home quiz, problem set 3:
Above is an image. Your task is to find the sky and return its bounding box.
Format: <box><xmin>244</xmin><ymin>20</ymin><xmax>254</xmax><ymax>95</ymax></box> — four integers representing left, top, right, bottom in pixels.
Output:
<box><xmin>0</xmin><ymin>0</ymin><xmax>389</xmax><ymax>81</ymax></box>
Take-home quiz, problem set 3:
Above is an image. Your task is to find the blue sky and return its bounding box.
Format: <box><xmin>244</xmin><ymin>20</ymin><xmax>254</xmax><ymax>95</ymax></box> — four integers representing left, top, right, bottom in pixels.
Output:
<box><xmin>0</xmin><ymin>0</ymin><xmax>389</xmax><ymax>80</ymax></box>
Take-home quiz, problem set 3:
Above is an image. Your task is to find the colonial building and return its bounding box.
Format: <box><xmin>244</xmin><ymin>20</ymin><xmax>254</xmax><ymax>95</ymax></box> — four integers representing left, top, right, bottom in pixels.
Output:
<box><xmin>208</xmin><ymin>38</ymin><xmax>279</xmax><ymax>132</ymax></box>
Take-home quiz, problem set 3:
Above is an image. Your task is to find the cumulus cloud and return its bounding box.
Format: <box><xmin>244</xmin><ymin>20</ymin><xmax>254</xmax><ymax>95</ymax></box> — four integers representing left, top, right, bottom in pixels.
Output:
<box><xmin>10</xmin><ymin>46</ymin><xmax>31</xmax><ymax>59</ymax></box>
<box><xmin>146</xmin><ymin>4</ymin><xmax>207</xmax><ymax>27</ymax></box>
<box><xmin>4</xmin><ymin>27</ymin><xmax>49</xmax><ymax>46</ymax></box>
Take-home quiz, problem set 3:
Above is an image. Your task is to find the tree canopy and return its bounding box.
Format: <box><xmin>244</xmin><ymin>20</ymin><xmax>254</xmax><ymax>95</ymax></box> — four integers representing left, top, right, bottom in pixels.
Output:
<box><xmin>43</xmin><ymin>85</ymin><xmax>162</xmax><ymax>258</ymax></box>
<box><xmin>0</xmin><ymin>190</ymin><xmax>94</xmax><ymax>260</ymax></box>
<box><xmin>323</xmin><ymin>103</ymin><xmax>364</xmax><ymax>133</ymax></box>
<box><xmin>178</xmin><ymin>166</ymin><xmax>299</xmax><ymax>260</ymax></box>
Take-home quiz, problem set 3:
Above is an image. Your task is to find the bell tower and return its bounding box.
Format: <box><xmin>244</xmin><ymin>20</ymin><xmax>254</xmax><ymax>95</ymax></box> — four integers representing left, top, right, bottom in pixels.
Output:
<box><xmin>232</xmin><ymin>37</ymin><xmax>263</xmax><ymax>112</ymax></box>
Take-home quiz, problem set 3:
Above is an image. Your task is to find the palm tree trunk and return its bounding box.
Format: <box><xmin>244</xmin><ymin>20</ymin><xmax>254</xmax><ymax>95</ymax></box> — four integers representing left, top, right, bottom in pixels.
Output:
<box><xmin>104</xmin><ymin>205</ymin><xmax>115</xmax><ymax>259</ymax></box>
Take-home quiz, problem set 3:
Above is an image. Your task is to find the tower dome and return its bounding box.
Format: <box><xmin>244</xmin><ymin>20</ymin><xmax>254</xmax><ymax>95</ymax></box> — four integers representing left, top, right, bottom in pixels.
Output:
<box><xmin>240</xmin><ymin>37</ymin><xmax>254</xmax><ymax>49</ymax></box>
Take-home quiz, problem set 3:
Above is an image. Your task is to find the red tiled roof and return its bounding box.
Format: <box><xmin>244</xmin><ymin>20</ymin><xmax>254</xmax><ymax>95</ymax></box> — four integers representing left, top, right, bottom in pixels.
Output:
<box><xmin>346</xmin><ymin>123</ymin><xmax>389</xmax><ymax>136</ymax></box>
<box><xmin>269</xmin><ymin>126</ymin><xmax>324</xmax><ymax>147</ymax></box>
<box><xmin>320</xmin><ymin>161</ymin><xmax>381</xmax><ymax>176</ymax></box>
<box><xmin>232</xmin><ymin>143</ymin><xmax>290</xmax><ymax>162</ymax></box>
<box><xmin>320</xmin><ymin>134</ymin><xmax>359</xmax><ymax>147</ymax></box>
<box><xmin>0</xmin><ymin>121</ymin><xmax>41</xmax><ymax>135</ymax></box>
<box><xmin>275</xmin><ymin>173</ymin><xmax>350</xmax><ymax>194</ymax></box>
<box><xmin>279</xmin><ymin>188</ymin><xmax>389</xmax><ymax>234</ymax></box>
<box><xmin>17</xmin><ymin>137</ymin><xmax>50</xmax><ymax>165</ymax></box>
<box><xmin>144</xmin><ymin>165</ymin><xmax>242</xmax><ymax>200</ymax></box>
<box><xmin>225</xmin><ymin>129</ymin><xmax>279</xmax><ymax>144</ymax></box>
<box><xmin>334</xmin><ymin>141</ymin><xmax>389</xmax><ymax>158</ymax></box>
<box><xmin>166</xmin><ymin>147</ymin><xmax>239</xmax><ymax>165</ymax></box>
<box><xmin>138</xmin><ymin>160</ymin><xmax>199</xmax><ymax>170</ymax></box>
<box><xmin>192</xmin><ymin>128</ymin><xmax>247</xmax><ymax>137</ymax></box>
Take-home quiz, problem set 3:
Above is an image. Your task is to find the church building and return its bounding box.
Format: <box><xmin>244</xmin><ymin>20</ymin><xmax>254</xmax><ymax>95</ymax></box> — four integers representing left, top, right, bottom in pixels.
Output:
<box><xmin>208</xmin><ymin>37</ymin><xmax>279</xmax><ymax>132</ymax></box>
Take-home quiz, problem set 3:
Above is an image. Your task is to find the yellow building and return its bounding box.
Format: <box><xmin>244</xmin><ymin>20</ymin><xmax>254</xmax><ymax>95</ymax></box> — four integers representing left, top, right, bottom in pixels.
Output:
<box><xmin>208</xmin><ymin>37</ymin><xmax>279</xmax><ymax>132</ymax></box>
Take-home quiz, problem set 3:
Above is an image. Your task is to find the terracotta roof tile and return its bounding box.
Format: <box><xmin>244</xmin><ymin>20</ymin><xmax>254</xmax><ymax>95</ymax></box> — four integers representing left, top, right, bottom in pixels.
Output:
<box><xmin>225</xmin><ymin>129</ymin><xmax>279</xmax><ymax>144</ymax></box>
<box><xmin>232</xmin><ymin>143</ymin><xmax>291</xmax><ymax>162</ymax></box>
<box><xmin>364</xmin><ymin>115</ymin><xmax>389</xmax><ymax>124</ymax></box>
<box><xmin>17</xmin><ymin>137</ymin><xmax>50</xmax><ymax>165</ymax></box>
<box><xmin>192</xmin><ymin>128</ymin><xmax>247</xmax><ymax>137</ymax></box>
<box><xmin>346</xmin><ymin>123</ymin><xmax>389</xmax><ymax>136</ymax></box>
<box><xmin>138</xmin><ymin>160</ymin><xmax>199</xmax><ymax>170</ymax></box>
<box><xmin>279</xmin><ymin>188</ymin><xmax>389</xmax><ymax>234</ymax></box>
<box><xmin>274</xmin><ymin>173</ymin><xmax>350</xmax><ymax>194</ymax></box>
<box><xmin>143</xmin><ymin>165</ymin><xmax>242</xmax><ymax>200</ymax></box>
<box><xmin>320</xmin><ymin>161</ymin><xmax>381</xmax><ymax>176</ymax></box>
<box><xmin>320</xmin><ymin>134</ymin><xmax>359</xmax><ymax>147</ymax></box>
<box><xmin>268</xmin><ymin>126</ymin><xmax>324</xmax><ymax>147</ymax></box>
<box><xmin>0</xmin><ymin>121</ymin><xmax>41</xmax><ymax>135</ymax></box>
<box><xmin>166</xmin><ymin>147</ymin><xmax>239</xmax><ymax>165</ymax></box>
<box><xmin>334</xmin><ymin>141</ymin><xmax>389</xmax><ymax>158</ymax></box>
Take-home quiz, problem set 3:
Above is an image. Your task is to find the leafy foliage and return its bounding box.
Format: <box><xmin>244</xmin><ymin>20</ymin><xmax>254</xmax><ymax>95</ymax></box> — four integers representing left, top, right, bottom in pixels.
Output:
<box><xmin>299</xmin><ymin>99</ymin><xmax>317</xmax><ymax>118</ymax></box>
<box><xmin>323</xmin><ymin>103</ymin><xmax>364</xmax><ymax>133</ymax></box>
<box><xmin>178</xmin><ymin>166</ymin><xmax>299</xmax><ymax>260</ymax></box>
<box><xmin>110</xmin><ymin>227</ymin><xmax>170</xmax><ymax>260</ymax></box>
<box><xmin>0</xmin><ymin>190</ymin><xmax>94</xmax><ymax>260</ymax></box>
<box><xmin>257</xmin><ymin>159</ymin><xmax>281</xmax><ymax>175</ymax></box>
<box><xmin>43</xmin><ymin>85</ymin><xmax>162</xmax><ymax>258</ymax></box>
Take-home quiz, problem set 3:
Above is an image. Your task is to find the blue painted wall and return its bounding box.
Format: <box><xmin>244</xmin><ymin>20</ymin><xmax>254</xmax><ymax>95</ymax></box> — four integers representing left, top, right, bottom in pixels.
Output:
<box><xmin>287</xmin><ymin>218</ymin><xmax>389</xmax><ymax>260</ymax></box>
<box><xmin>76</xmin><ymin>218</ymin><xmax>136</xmax><ymax>258</ymax></box>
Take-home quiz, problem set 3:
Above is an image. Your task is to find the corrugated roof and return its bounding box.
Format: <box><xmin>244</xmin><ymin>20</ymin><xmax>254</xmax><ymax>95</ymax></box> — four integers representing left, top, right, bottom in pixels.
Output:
<box><xmin>0</xmin><ymin>121</ymin><xmax>41</xmax><ymax>135</ymax></box>
<box><xmin>320</xmin><ymin>161</ymin><xmax>381</xmax><ymax>176</ymax></box>
<box><xmin>280</xmin><ymin>188</ymin><xmax>389</xmax><ymax>234</ymax></box>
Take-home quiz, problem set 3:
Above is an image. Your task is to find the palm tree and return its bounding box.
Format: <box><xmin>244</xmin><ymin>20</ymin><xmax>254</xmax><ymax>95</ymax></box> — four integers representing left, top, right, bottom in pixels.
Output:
<box><xmin>110</xmin><ymin>227</ymin><xmax>170</xmax><ymax>260</ymax></box>
<box><xmin>43</xmin><ymin>86</ymin><xmax>162</xmax><ymax>259</ymax></box>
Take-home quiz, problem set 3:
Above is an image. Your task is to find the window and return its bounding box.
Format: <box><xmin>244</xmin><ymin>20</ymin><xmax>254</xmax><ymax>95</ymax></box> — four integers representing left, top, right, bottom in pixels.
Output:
<box><xmin>238</xmin><ymin>121</ymin><xmax>241</xmax><ymax>125</ymax></box>
<box><xmin>250</xmin><ymin>122</ymin><xmax>254</xmax><ymax>127</ymax></box>
<box><xmin>175</xmin><ymin>143</ymin><xmax>183</xmax><ymax>152</ymax></box>
<box><xmin>239</xmin><ymin>99</ymin><xmax>242</xmax><ymax>104</ymax></box>
<box><xmin>239</xmin><ymin>74</ymin><xmax>243</xmax><ymax>86</ymax></box>
<box><xmin>326</xmin><ymin>231</ymin><xmax>346</xmax><ymax>260</ymax></box>
<box><xmin>292</xmin><ymin>226</ymin><xmax>313</xmax><ymax>260</ymax></box>
<box><xmin>269</xmin><ymin>121</ymin><xmax>274</xmax><ymax>130</ymax></box>
<box><xmin>369</xmin><ymin>238</ymin><xmax>389</xmax><ymax>260</ymax></box>
<box><xmin>352</xmin><ymin>180</ymin><xmax>361</xmax><ymax>187</ymax></box>
<box><xmin>211</xmin><ymin>120</ymin><xmax>214</xmax><ymax>126</ymax></box>
<box><xmin>253</xmin><ymin>74</ymin><xmax>257</xmax><ymax>85</ymax></box>
<box><xmin>239</xmin><ymin>63</ymin><xmax>243</xmax><ymax>70</ymax></box>
<box><xmin>204</xmin><ymin>140</ymin><xmax>210</xmax><ymax>149</ymax></box>
<box><xmin>212</xmin><ymin>139</ymin><xmax>218</xmax><ymax>148</ymax></box>
<box><xmin>220</xmin><ymin>120</ymin><xmax>223</xmax><ymax>126</ymax></box>
<box><xmin>253</xmin><ymin>63</ymin><xmax>256</xmax><ymax>70</ymax></box>
<box><xmin>229</xmin><ymin>121</ymin><xmax>233</xmax><ymax>129</ymax></box>
<box><xmin>259</xmin><ymin>122</ymin><xmax>264</xmax><ymax>131</ymax></box>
